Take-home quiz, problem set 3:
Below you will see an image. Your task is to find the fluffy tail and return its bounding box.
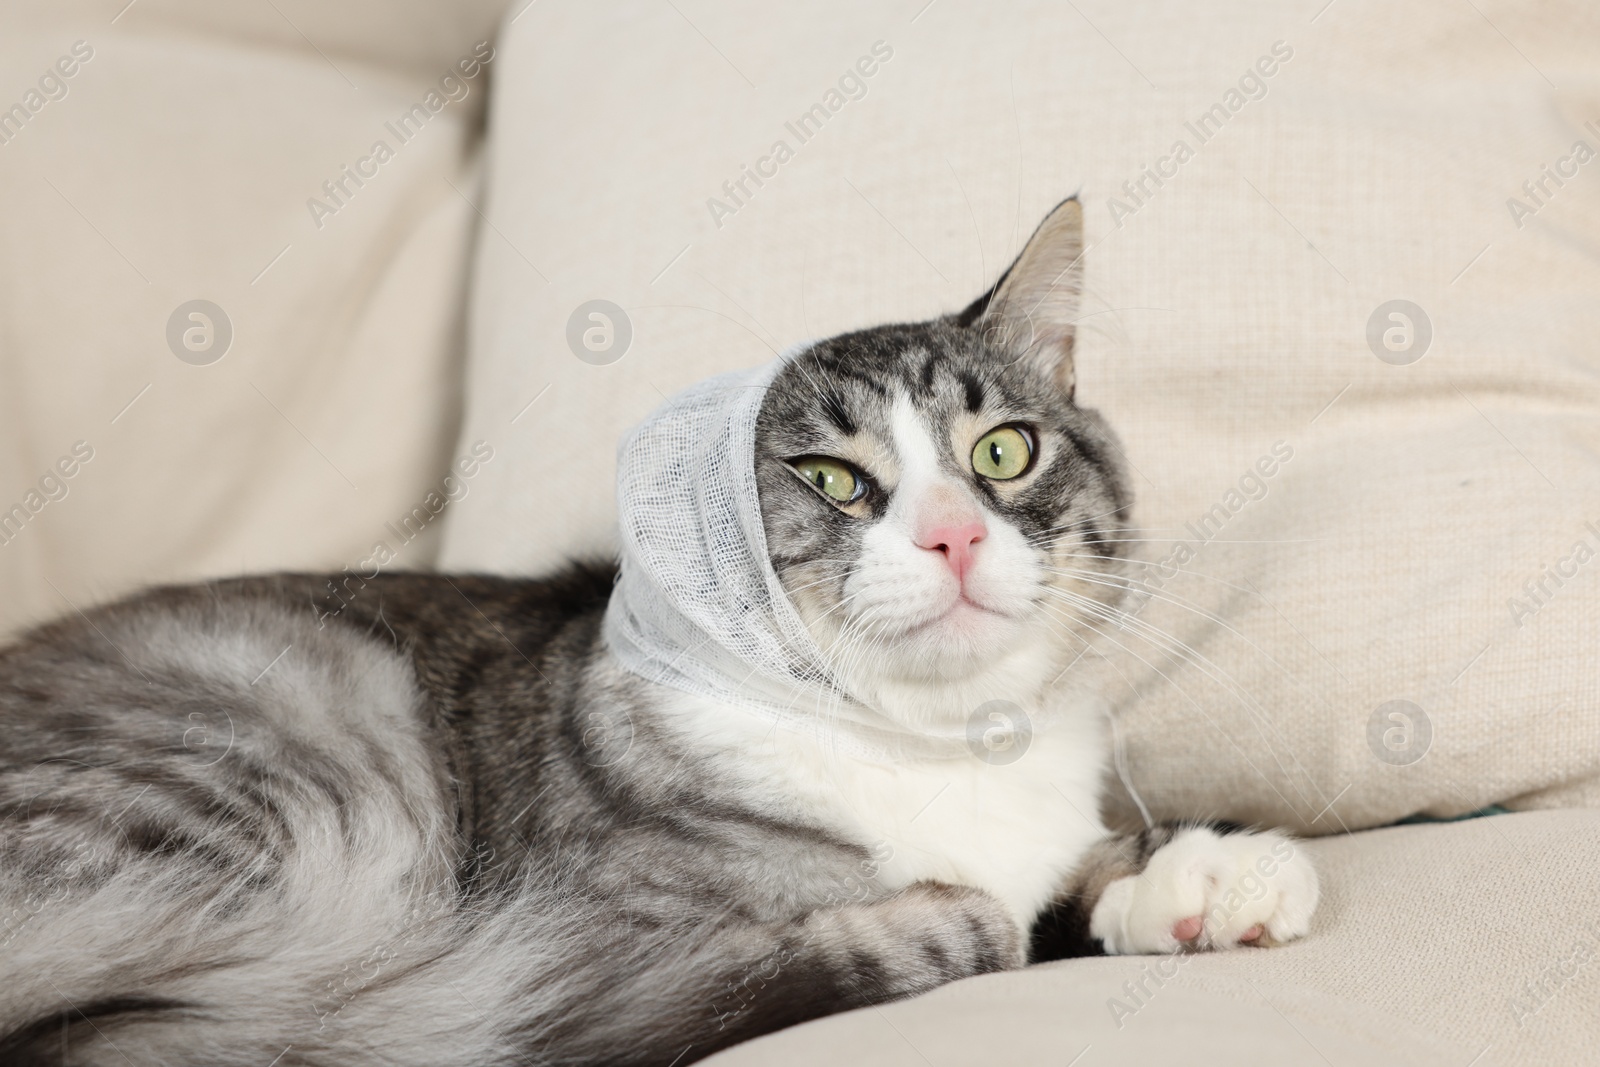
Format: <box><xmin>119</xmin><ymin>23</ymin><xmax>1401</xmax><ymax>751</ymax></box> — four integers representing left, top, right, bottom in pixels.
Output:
<box><xmin>0</xmin><ymin>843</ymin><xmax>1017</xmax><ymax>1066</ymax></box>
<box><xmin>0</xmin><ymin>825</ymin><xmax>514</xmax><ymax>1064</ymax></box>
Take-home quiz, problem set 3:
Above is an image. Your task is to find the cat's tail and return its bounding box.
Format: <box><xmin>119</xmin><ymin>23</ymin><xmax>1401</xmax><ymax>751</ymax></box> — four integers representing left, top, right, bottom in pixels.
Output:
<box><xmin>0</xmin><ymin>835</ymin><xmax>1011</xmax><ymax>1067</ymax></box>
<box><xmin>0</xmin><ymin>817</ymin><xmax>500</xmax><ymax>1064</ymax></box>
<box><xmin>0</xmin><ymin>834</ymin><xmax>701</xmax><ymax>1067</ymax></box>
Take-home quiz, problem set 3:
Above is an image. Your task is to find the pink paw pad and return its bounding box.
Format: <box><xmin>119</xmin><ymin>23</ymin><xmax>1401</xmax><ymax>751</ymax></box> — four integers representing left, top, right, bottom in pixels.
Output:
<box><xmin>1171</xmin><ymin>915</ymin><xmax>1204</xmax><ymax>942</ymax></box>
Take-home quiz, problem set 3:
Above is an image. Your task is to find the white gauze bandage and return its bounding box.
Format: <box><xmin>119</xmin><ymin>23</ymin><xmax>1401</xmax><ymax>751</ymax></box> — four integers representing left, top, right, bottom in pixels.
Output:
<box><xmin>602</xmin><ymin>349</ymin><xmax>842</xmax><ymax>714</ymax></box>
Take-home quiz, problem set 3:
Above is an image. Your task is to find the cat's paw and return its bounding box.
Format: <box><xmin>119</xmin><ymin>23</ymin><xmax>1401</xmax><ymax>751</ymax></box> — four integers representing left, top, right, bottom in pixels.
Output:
<box><xmin>1089</xmin><ymin>828</ymin><xmax>1318</xmax><ymax>955</ymax></box>
<box><xmin>881</xmin><ymin>881</ymin><xmax>1027</xmax><ymax>977</ymax></box>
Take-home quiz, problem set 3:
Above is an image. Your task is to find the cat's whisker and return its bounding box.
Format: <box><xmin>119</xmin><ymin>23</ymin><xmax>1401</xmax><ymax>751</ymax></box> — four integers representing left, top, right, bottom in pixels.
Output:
<box><xmin>1045</xmin><ymin>566</ymin><xmax>1329</xmax><ymax>700</ymax></box>
<box><xmin>1035</xmin><ymin>600</ymin><xmax>1214</xmax><ymax>715</ymax></box>
<box><xmin>1048</xmin><ymin>554</ymin><xmax>1286</xmax><ymax>604</ymax></box>
<box><xmin>1043</xmin><ymin>571</ymin><xmax>1340</xmax><ymax>803</ymax></box>
<box><xmin>1039</xmin><ymin>498</ymin><xmax>1132</xmax><ymax>532</ymax></box>
<box><xmin>1039</xmin><ymin>595</ymin><xmax>1281</xmax><ymax>753</ymax></box>
<box><xmin>1040</xmin><ymin>587</ymin><xmax>1325</xmax><ymax>807</ymax></box>
<box><xmin>1045</xmin><ymin>566</ymin><xmax>1243</xmax><ymax>627</ymax></box>
<box><xmin>1077</xmin><ymin>535</ymin><xmax>1317</xmax><ymax>547</ymax></box>
<box><xmin>1044</xmin><ymin>586</ymin><xmax>1259</xmax><ymax>700</ymax></box>
<box><xmin>1035</xmin><ymin>601</ymin><xmax>1316</xmax><ymax>822</ymax></box>
<box><xmin>781</xmin><ymin>569</ymin><xmax>856</xmax><ymax>600</ymax></box>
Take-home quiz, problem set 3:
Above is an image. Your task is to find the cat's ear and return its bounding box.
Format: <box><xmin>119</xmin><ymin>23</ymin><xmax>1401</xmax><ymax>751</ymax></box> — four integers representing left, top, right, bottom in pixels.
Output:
<box><xmin>962</xmin><ymin>197</ymin><xmax>1084</xmax><ymax>397</ymax></box>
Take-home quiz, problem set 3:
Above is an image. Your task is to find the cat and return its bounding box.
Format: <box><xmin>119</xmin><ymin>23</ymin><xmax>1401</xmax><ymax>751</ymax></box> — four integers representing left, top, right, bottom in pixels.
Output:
<box><xmin>0</xmin><ymin>197</ymin><xmax>1317</xmax><ymax>1066</ymax></box>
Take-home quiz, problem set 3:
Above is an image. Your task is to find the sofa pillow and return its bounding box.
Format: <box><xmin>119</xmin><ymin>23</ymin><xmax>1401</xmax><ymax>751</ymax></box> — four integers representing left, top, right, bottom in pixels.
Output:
<box><xmin>441</xmin><ymin>0</ymin><xmax>1600</xmax><ymax>833</ymax></box>
<box><xmin>0</xmin><ymin>0</ymin><xmax>510</xmax><ymax>638</ymax></box>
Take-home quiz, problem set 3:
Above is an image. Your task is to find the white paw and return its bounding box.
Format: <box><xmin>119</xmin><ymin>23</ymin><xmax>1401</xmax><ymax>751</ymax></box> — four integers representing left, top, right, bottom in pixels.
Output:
<box><xmin>1089</xmin><ymin>828</ymin><xmax>1319</xmax><ymax>955</ymax></box>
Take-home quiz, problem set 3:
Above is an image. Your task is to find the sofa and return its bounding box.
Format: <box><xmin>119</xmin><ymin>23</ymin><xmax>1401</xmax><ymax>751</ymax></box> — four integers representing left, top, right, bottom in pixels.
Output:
<box><xmin>3</xmin><ymin>1</ymin><xmax>1598</xmax><ymax>1063</ymax></box>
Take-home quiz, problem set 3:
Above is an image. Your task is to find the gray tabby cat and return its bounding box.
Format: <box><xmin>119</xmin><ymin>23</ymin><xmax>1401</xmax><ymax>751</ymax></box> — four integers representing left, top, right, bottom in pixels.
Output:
<box><xmin>0</xmin><ymin>198</ymin><xmax>1316</xmax><ymax>1066</ymax></box>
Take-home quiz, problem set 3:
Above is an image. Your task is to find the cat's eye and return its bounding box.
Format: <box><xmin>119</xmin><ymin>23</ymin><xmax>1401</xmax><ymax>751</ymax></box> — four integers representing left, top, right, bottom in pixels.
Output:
<box><xmin>792</xmin><ymin>457</ymin><xmax>863</xmax><ymax>504</ymax></box>
<box><xmin>972</xmin><ymin>426</ymin><xmax>1033</xmax><ymax>480</ymax></box>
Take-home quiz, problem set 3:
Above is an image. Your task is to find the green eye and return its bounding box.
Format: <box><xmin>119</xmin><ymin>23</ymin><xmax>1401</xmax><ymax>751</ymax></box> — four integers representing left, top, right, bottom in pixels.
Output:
<box><xmin>793</xmin><ymin>457</ymin><xmax>861</xmax><ymax>503</ymax></box>
<box><xmin>972</xmin><ymin>426</ymin><xmax>1033</xmax><ymax>480</ymax></box>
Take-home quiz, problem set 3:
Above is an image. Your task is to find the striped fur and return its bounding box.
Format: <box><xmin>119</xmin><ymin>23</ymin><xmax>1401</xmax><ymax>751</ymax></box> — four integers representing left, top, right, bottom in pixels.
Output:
<box><xmin>0</xmin><ymin>199</ymin><xmax>1315</xmax><ymax>1065</ymax></box>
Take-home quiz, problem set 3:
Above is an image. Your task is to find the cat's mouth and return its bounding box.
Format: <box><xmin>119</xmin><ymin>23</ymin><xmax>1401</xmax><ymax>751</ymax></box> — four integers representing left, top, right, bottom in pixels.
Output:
<box><xmin>889</xmin><ymin>592</ymin><xmax>1014</xmax><ymax>639</ymax></box>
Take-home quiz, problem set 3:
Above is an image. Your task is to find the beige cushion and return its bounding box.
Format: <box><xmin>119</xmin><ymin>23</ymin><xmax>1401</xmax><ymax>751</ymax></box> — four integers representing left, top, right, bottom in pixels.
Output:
<box><xmin>705</xmin><ymin>811</ymin><xmax>1600</xmax><ymax>1067</ymax></box>
<box><xmin>0</xmin><ymin>0</ymin><xmax>509</xmax><ymax>638</ymax></box>
<box><xmin>442</xmin><ymin>0</ymin><xmax>1600</xmax><ymax>833</ymax></box>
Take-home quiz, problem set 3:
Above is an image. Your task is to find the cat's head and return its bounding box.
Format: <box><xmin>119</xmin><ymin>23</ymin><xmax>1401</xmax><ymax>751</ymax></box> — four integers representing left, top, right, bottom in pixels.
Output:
<box><xmin>755</xmin><ymin>199</ymin><xmax>1132</xmax><ymax>723</ymax></box>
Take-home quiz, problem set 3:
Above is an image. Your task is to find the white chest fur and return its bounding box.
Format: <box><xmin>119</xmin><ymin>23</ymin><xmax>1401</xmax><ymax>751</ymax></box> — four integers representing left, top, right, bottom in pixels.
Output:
<box><xmin>663</xmin><ymin>689</ymin><xmax>1114</xmax><ymax>924</ymax></box>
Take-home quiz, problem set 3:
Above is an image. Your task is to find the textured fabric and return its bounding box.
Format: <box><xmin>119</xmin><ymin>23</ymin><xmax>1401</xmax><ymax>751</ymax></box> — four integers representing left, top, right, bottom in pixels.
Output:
<box><xmin>0</xmin><ymin>0</ymin><xmax>509</xmax><ymax>638</ymax></box>
<box><xmin>602</xmin><ymin>356</ymin><xmax>839</xmax><ymax>713</ymax></box>
<box><xmin>441</xmin><ymin>0</ymin><xmax>1600</xmax><ymax>835</ymax></box>
<box><xmin>704</xmin><ymin>810</ymin><xmax>1600</xmax><ymax>1067</ymax></box>
<box><xmin>603</xmin><ymin>357</ymin><xmax>820</xmax><ymax>705</ymax></box>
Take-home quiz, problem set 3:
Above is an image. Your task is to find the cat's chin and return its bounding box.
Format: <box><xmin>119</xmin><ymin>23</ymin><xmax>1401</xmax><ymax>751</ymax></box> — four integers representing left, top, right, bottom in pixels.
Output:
<box><xmin>839</xmin><ymin>615</ymin><xmax>1069</xmax><ymax>728</ymax></box>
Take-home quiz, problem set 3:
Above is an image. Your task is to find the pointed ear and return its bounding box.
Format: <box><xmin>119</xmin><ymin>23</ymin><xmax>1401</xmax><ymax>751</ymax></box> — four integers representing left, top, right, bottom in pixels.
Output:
<box><xmin>969</xmin><ymin>197</ymin><xmax>1084</xmax><ymax>397</ymax></box>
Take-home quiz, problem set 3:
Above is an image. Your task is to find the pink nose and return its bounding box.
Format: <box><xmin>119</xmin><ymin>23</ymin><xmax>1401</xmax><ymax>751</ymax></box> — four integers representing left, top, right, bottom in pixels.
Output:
<box><xmin>917</xmin><ymin>522</ymin><xmax>987</xmax><ymax>582</ymax></box>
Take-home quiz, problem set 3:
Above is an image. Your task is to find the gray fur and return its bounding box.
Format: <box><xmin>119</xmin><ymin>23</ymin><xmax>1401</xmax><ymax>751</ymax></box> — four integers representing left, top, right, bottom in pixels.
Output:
<box><xmin>0</xmin><ymin>572</ymin><xmax>1023</xmax><ymax>1066</ymax></box>
<box><xmin>0</xmin><ymin>198</ymin><xmax>1245</xmax><ymax>1065</ymax></box>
